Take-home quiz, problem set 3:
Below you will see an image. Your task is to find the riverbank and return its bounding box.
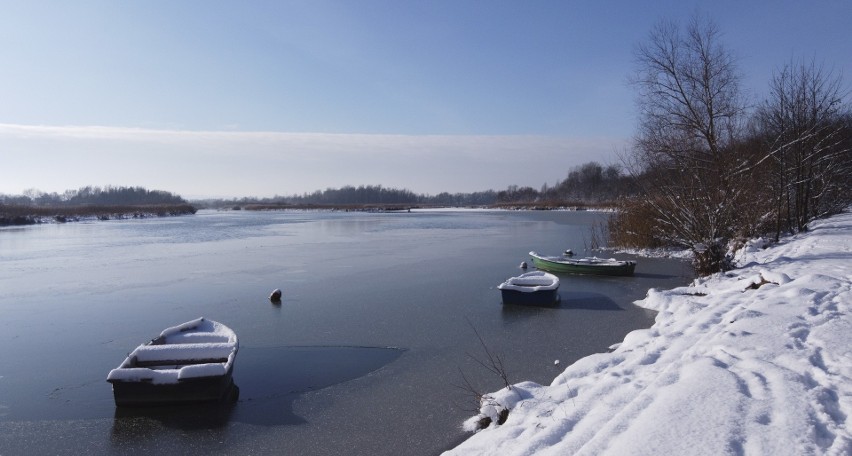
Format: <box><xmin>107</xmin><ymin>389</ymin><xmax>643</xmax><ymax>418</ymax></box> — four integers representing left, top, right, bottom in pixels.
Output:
<box><xmin>215</xmin><ymin>202</ymin><xmax>611</xmax><ymax>212</ymax></box>
<box><xmin>447</xmin><ymin>210</ymin><xmax>851</xmax><ymax>455</ymax></box>
<box><xmin>0</xmin><ymin>203</ymin><xmax>197</xmax><ymax>226</ymax></box>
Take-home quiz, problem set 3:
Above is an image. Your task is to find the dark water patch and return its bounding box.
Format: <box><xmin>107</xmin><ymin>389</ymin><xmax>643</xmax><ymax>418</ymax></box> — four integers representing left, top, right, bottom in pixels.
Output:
<box><xmin>1</xmin><ymin>345</ymin><xmax>401</xmax><ymax>427</ymax></box>
<box><xmin>633</xmin><ymin>272</ymin><xmax>681</xmax><ymax>279</ymax></box>
<box><xmin>231</xmin><ymin>346</ymin><xmax>404</xmax><ymax>426</ymax></box>
<box><xmin>499</xmin><ymin>303</ymin><xmax>558</xmax><ymax>319</ymax></box>
<box><xmin>108</xmin><ymin>345</ymin><xmax>404</xmax><ymax>433</ymax></box>
<box><xmin>112</xmin><ymin>385</ymin><xmax>239</xmax><ymax>432</ymax></box>
<box><xmin>497</xmin><ymin>289</ymin><xmax>632</xmax><ymax>313</ymax></box>
<box><xmin>560</xmin><ymin>291</ymin><xmax>625</xmax><ymax>311</ymax></box>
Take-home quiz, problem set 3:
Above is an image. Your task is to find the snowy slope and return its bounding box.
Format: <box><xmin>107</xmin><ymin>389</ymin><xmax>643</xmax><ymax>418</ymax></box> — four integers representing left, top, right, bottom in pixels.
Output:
<box><xmin>446</xmin><ymin>211</ymin><xmax>851</xmax><ymax>455</ymax></box>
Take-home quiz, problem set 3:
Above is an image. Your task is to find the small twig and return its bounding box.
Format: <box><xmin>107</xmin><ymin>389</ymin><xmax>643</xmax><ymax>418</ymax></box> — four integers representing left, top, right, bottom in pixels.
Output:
<box><xmin>465</xmin><ymin>318</ymin><xmax>512</xmax><ymax>390</ymax></box>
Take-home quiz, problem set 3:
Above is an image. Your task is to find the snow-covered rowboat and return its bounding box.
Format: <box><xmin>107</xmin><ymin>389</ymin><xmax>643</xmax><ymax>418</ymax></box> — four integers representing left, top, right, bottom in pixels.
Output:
<box><xmin>529</xmin><ymin>251</ymin><xmax>636</xmax><ymax>276</ymax></box>
<box><xmin>498</xmin><ymin>271</ymin><xmax>560</xmax><ymax>306</ymax></box>
<box><xmin>107</xmin><ymin>317</ymin><xmax>239</xmax><ymax>406</ymax></box>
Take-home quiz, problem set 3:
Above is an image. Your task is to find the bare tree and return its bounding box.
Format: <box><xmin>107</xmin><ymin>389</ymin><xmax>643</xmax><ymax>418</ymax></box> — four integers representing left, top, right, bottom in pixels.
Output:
<box><xmin>633</xmin><ymin>15</ymin><xmax>743</xmax><ymax>161</ymax></box>
<box><xmin>628</xmin><ymin>14</ymin><xmax>748</xmax><ymax>273</ymax></box>
<box><xmin>754</xmin><ymin>59</ymin><xmax>851</xmax><ymax>238</ymax></box>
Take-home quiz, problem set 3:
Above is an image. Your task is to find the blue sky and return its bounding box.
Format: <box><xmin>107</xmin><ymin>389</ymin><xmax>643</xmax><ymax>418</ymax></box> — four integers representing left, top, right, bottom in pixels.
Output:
<box><xmin>2</xmin><ymin>1</ymin><xmax>850</xmax><ymax>198</ymax></box>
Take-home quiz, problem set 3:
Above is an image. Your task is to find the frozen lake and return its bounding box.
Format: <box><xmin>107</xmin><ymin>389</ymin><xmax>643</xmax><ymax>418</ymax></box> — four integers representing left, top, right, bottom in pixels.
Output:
<box><xmin>0</xmin><ymin>209</ymin><xmax>692</xmax><ymax>455</ymax></box>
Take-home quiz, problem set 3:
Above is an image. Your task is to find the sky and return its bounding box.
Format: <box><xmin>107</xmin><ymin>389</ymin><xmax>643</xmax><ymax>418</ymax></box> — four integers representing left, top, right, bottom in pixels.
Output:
<box><xmin>2</xmin><ymin>1</ymin><xmax>850</xmax><ymax>199</ymax></box>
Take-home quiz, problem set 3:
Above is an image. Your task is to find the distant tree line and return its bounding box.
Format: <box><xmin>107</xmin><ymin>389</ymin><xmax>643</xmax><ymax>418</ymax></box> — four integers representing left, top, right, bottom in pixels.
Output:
<box><xmin>199</xmin><ymin>184</ymin><xmax>498</xmax><ymax>208</ymax></box>
<box><xmin>0</xmin><ymin>186</ymin><xmax>194</xmax><ymax>225</ymax></box>
<box><xmin>196</xmin><ymin>185</ymin><xmax>420</xmax><ymax>208</ymax></box>
<box><xmin>194</xmin><ymin>167</ymin><xmax>635</xmax><ymax>210</ymax></box>
<box><xmin>291</xmin><ymin>185</ymin><xmax>418</xmax><ymax>205</ymax></box>
<box><xmin>1</xmin><ymin>186</ymin><xmax>188</xmax><ymax>207</ymax></box>
<box><xmin>422</xmin><ymin>190</ymin><xmax>499</xmax><ymax>206</ymax></box>
<box><xmin>609</xmin><ymin>13</ymin><xmax>851</xmax><ymax>274</ymax></box>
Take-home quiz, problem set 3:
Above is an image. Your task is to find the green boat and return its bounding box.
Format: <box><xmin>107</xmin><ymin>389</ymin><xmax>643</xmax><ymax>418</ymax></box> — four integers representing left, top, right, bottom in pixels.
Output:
<box><xmin>529</xmin><ymin>251</ymin><xmax>636</xmax><ymax>276</ymax></box>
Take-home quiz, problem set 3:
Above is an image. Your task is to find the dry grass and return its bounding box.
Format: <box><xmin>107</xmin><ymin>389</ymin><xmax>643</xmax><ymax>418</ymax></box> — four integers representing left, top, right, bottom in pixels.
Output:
<box><xmin>607</xmin><ymin>198</ymin><xmax>667</xmax><ymax>250</ymax></box>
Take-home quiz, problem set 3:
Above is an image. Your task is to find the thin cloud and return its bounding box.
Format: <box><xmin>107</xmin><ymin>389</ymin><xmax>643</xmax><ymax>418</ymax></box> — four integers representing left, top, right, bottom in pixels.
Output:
<box><xmin>0</xmin><ymin>123</ymin><xmax>627</xmax><ymax>197</ymax></box>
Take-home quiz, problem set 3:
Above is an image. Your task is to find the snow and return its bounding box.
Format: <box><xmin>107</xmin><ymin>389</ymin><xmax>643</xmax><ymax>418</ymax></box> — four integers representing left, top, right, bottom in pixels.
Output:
<box><xmin>106</xmin><ymin>367</ymin><xmax>184</xmax><ymax>384</ymax></box>
<box><xmin>160</xmin><ymin>317</ymin><xmax>237</xmax><ymax>344</ymax></box>
<box><xmin>176</xmin><ymin>362</ymin><xmax>229</xmax><ymax>380</ymax></box>
<box><xmin>446</xmin><ymin>210</ymin><xmax>852</xmax><ymax>455</ymax></box>
<box><xmin>161</xmin><ymin>316</ymin><xmax>211</xmax><ymax>337</ymax></box>
<box><xmin>131</xmin><ymin>342</ymin><xmax>236</xmax><ymax>362</ymax></box>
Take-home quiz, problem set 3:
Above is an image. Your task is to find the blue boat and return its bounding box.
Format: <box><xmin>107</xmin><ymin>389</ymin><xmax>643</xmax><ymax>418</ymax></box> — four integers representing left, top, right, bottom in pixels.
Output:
<box><xmin>498</xmin><ymin>271</ymin><xmax>560</xmax><ymax>306</ymax></box>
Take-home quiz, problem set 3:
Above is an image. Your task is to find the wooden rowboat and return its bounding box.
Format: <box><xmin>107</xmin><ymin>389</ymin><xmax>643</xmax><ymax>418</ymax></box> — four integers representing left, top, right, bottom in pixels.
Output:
<box><xmin>529</xmin><ymin>251</ymin><xmax>636</xmax><ymax>276</ymax></box>
<box><xmin>107</xmin><ymin>317</ymin><xmax>238</xmax><ymax>406</ymax></box>
<box><xmin>498</xmin><ymin>271</ymin><xmax>560</xmax><ymax>306</ymax></box>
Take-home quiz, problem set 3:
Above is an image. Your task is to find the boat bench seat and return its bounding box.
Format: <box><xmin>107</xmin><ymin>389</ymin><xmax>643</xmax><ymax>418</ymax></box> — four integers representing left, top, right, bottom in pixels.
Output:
<box><xmin>135</xmin><ymin>357</ymin><xmax>230</xmax><ymax>368</ymax></box>
<box><xmin>131</xmin><ymin>342</ymin><xmax>235</xmax><ymax>367</ymax></box>
<box><xmin>164</xmin><ymin>333</ymin><xmax>233</xmax><ymax>344</ymax></box>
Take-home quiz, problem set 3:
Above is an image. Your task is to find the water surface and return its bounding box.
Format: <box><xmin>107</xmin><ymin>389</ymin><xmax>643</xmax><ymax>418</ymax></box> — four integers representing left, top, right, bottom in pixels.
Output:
<box><xmin>0</xmin><ymin>209</ymin><xmax>692</xmax><ymax>455</ymax></box>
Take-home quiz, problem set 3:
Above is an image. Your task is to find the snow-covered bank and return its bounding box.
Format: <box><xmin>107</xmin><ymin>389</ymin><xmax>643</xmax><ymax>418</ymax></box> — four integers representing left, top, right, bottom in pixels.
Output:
<box><xmin>447</xmin><ymin>211</ymin><xmax>851</xmax><ymax>455</ymax></box>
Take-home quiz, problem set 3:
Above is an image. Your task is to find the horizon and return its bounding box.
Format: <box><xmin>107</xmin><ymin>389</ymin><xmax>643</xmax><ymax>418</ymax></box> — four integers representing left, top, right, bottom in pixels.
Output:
<box><xmin>2</xmin><ymin>1</ymin><xmax>850</xmax><ymax>198</ymax></box>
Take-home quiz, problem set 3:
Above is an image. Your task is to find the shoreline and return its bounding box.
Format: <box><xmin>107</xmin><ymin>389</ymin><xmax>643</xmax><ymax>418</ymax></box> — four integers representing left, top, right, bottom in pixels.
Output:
<box><xmin>0</xmin><ymin>203</ymin><xmax>197</xmax><ymax>226</ymax></box>
<box><xmin>220</xmin><ymin>202</ymin><xmax>612</xmax><ymax>212</ymax></box>
<box><xmin>1</xmin><ymin>203</ymin><xmax>613</xmax><ymax>226</ymax></box>
<box><xmin>445</xmin><ymin>210</ymin><xmax>852</xmax><ymax>455</ymax></box>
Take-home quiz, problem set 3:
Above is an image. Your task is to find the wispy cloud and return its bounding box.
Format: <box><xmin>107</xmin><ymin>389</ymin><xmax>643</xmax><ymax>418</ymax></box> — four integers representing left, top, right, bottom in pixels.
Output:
<box><xmin>0</xmin><ymin>123</ymin><xmax>628</xmax><ymax>197</ymax></box>
<box><xmin>0</xmin><ymin>122</ymin><xmax>623</xmax><ymax>153</ymax></box>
